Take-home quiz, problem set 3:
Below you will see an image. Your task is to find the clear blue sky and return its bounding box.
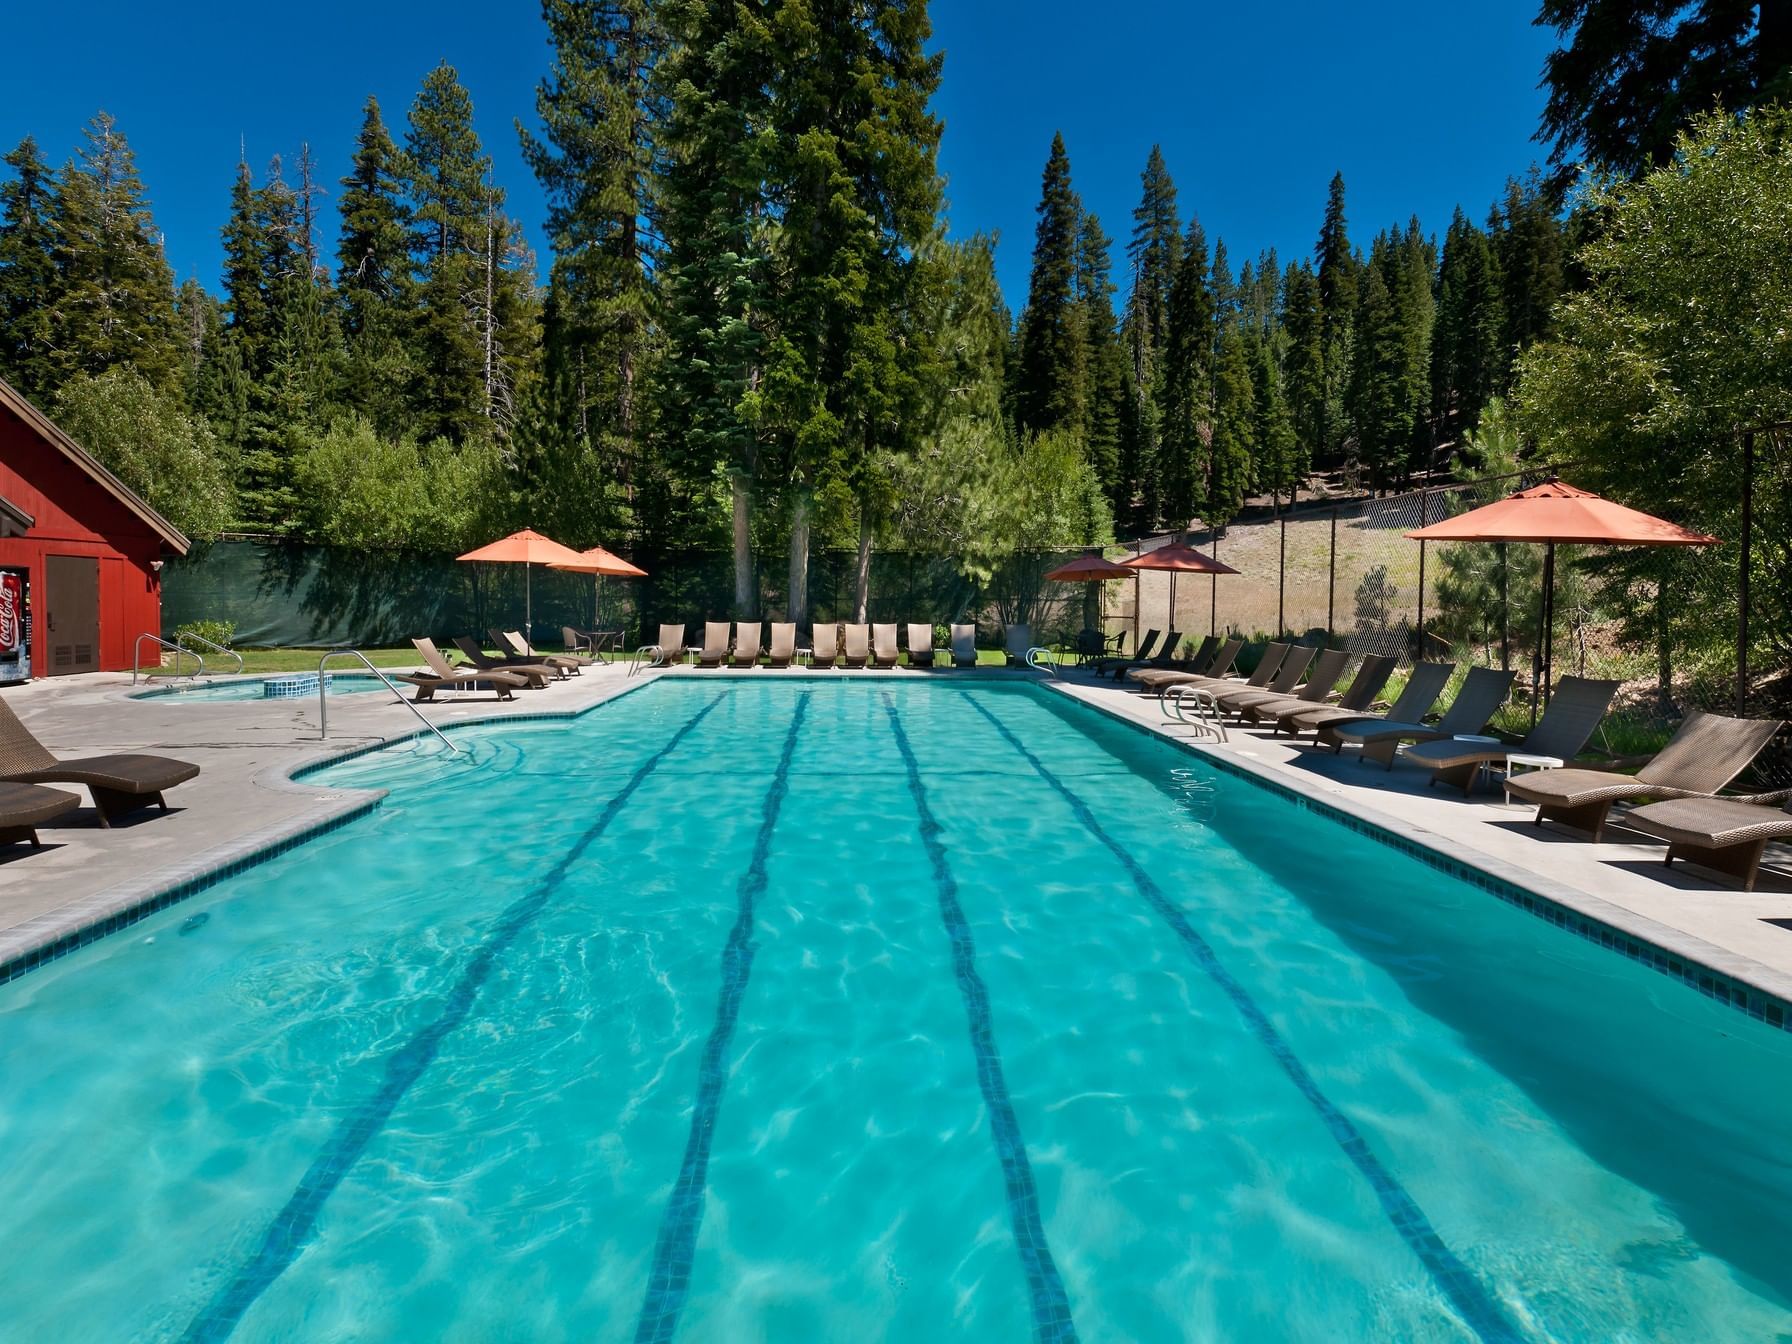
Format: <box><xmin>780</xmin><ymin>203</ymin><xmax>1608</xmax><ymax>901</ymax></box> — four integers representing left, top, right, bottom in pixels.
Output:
<box><xmin>2</xmin><ymin>2</ymin><xmax>1558</xmax><ymax>310</ymax></box>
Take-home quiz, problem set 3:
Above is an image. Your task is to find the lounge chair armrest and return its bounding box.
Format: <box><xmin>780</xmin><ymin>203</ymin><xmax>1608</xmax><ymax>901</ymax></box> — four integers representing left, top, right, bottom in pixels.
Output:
<box><xmin>1726</xmin><ymin>786</ymin><xmax>1792</xmax><ymax>806</ymax></box>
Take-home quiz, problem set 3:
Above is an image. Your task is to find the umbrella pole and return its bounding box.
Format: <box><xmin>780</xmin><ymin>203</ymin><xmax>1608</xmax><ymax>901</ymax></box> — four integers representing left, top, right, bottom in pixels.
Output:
<box><xmin>526</xmin><ymin>564</ymin><xmax>533</xmax><ymax>648</ymax></box>
<box><xmin>1542</xmin><ymin>541</ymin><xmax>1556</xmax><ymax>715</ymax></box>
<box><xmin>1169</xmin><ymin>572</ymin><xmax>1177</xmax><ymax>640</ymax></box>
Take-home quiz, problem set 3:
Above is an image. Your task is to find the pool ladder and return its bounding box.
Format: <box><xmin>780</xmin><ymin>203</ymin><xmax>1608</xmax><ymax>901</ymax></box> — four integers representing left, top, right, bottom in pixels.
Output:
<box><xmin>133</xmin><ymin>632</ymin><xmax>203</xmax><ymax>684</ymax></box>
<box><xmin>317</xmin><ymin>648</ymin><xmax>464</xmax><ymax>755</ymax></box>
<box><xmin>1024</xmin><ymin>647</ymin><xmax>1059</xmax><ymax>678</ymax></box>
<box><xmin>1161</xmin><ymin>684</ymin><xmax>1228</xmax><ymax>742</ymax></box>
<box><xmin>176</xmin><ymin>630</ymin><xmax>244</xmax><ymax>676</ymax></box>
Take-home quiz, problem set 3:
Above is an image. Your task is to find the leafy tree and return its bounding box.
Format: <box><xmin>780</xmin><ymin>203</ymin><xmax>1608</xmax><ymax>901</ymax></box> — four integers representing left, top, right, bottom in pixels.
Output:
<box><xmin>1535</xmin><ymin>0</ymin><xmax>1792</xmax><ymax>190</ymax></box>
<box><xmin>0</xmin><ymin>136</ymin><xmax>61</xmax><ymax>397</ymax></box>
<box><xmin>52</xmin><ymin>367</ymin><xmax>236</xmax><ymax>536</ymax></box>
<box><xmin>1014</xmin><ymin>132</ymin><xmax>1086</xmax><ymax>437</ymax></box>
<box><xmin>292</xmin><ymin>416</ymin><xmax>503</xmax><ymax>550</ymax></box>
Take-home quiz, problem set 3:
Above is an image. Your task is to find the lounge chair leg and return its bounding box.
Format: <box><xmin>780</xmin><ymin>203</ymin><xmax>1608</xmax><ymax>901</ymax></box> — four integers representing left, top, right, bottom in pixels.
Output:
<box><xmin>1666</xmin><ymin>839</ymin><xmax>1769</xmax><ymax>892</ymax></box>
<box><xmin>1537</xmin><ymin>799</ymin><xmax>1613</xmax><ymax>841</ymax></box>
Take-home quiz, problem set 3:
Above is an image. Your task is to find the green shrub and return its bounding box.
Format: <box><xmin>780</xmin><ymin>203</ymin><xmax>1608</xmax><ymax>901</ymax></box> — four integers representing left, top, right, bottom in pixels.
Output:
<box><xmin>175</xmin><ymin>619</ymin><xmax>236</xmax><ymax>650</ymax></box>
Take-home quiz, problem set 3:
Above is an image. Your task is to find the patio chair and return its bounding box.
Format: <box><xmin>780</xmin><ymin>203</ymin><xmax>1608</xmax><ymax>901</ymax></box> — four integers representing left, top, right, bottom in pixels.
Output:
<box><xmin>1303</xmin><ymin>660</ymin><xmax>1456</xmax><ymax>745</ymax></box>
<box><xmin>635</xmin><ymin>623</ymin><xmax>685</xmax><ymax>668</ymax></box>
<box><xmin>1268</xmin><ymin>655</ymin><xmax>1397</xmax><ymax>736</ymax></box>
<box><xmin>495</xmin><ymin>629</ymin><xmax>591</xmax><ymax>673</ymax></box>
<box><xmin>407</xmin><ymin>638</ymin><xmax>529</xmax><ymax>701</ymax></box>
<box><xmin>870</xmin><ymin>623</ymin><xmax>902</xmax><ymax>669</ymax></box>
<box><xmin>1403</xmin><ymin>675</ymin><xmax>1621</xmax><ymax>794</ymax></box>
<box><xmin>452</xmin><ymin>636</ymin><xmax>558</xmax><ymax>687</ymax></box>
<box><xmin>1327</xmin><ymin>666</ymin><xmax>1514</xmax><ymax>767</ymax></box>
<box><xmin>1138</xmin><ymin>639</ymin><xmax>1277</xmax><ymax>695</ymax></box>
<box><xmin>811</xmin><ymin>623</ymin><xmax>840</xmax><ymax>669</ymax></box>
<box><xmin>1004</xmin><ymin>624</ymin><xmax>1032</xmax><ymax>666</ymax></box>
<box><xmin>0</xmin><ymin>780</ymin><xmax>80</xmax><ymax>847</ymax></box>
<box><xmin>843</xmin><ymin>624</ymin><xmax>871</xmax><ymax>669</ymax></box>
<box><xmin>1168</xmin><ymin>635</ymin><xmax>1221</xmax><ymax>673</ymax></box>
<box><xmin>0</xmin><ymin>697</ymin><xmax>200</xmax><ymax>827</ymax></box>
<box><xmin>907</xmin><ymin>623</ymin><xmax>936</xmax><ymax>668</ymax></box>
<box><xmin>950</xmin><ymin>623</ymin><xmax>977</xmax><ymax>669</ymax></box>
<box><xmin>1506</xmin><ymin>710</ymin><xmax>1787</xmax><ymax>840</ymax></box>
<box><xmin>1094</xmin><ymin>629</ymin><xmax>1160</xmax><ymax>679</ymax></box>
<box><xmin>730</xmin><ymin>622</ymin><xmax>763</xmax><ymax>667</ymax></box>
<box><xmin>1132</xmin><ymin>637</ymin><xmax>1243</xmax><ymax>690</ymax></box>
<box><xmin>1208</xmin><ymin>644</ymin><xmax>1313</xmax><ymax>712</ymax></box>
<box><xmin>1625</xmin><ymin>795</ymin><xmax>1792</xmax><ymax>891</ymax></box>
<box><xmin>1232</xmin><ymin>647</ymin><xmax>1351</xmax><ymax>723</ymax></box>
<box><xmin>697</xmin><ymin>622</ymin><xmax>732</xmax><ymax>668</ymax></box>
<box><xmin>767</xmin><ymin>623</ymin><xmax>797</xmax><ymax>668</ymax></box>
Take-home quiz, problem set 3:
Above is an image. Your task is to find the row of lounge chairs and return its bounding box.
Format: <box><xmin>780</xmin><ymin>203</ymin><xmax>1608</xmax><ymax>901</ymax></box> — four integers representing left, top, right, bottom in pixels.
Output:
<box><xmin>640</xmin><ymin>622</ymin><xmax>1035</xmax><ymax>670</ymax></box>
<box><xmin>1123</xmin><ymin>637</ymin><xmax>1792</xmax><ymax>891</ymax></box>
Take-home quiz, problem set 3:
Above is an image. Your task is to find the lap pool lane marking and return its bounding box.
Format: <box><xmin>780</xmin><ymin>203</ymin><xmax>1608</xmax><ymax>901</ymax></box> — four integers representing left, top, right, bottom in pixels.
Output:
<box><xmin>177</xmin><ymin>691</ymin><xmax>733</xmax><ymax>1344</ymax></box>
<box><xmin>633</xmin><ymin>690</ymin><xmax>812</xmax><ymax>1344</ymax></box>
<box><xmin>964</xmin><ymin>695</ymin><xmax>1527</xmax><ymax>1344</ymax></box>
<box><xmin>881</xmin><ymin>693</ymin><xmax>1080</xmax><ymax>1344</ymax></box>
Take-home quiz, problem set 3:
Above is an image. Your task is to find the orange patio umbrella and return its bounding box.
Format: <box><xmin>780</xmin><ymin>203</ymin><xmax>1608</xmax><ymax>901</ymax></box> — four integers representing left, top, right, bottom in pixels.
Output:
<box><xmin>457</xmin><ymin>527</ymin><xmax>588</xmax><ymax>642</ymax></box>
<box><xmin>1045</xmin><ymin>553</ymin><xmax>1136</xmax><ymax>654</ymax></box>
<box><xmin>550</xmin><ymin>545</ymin><xmax>649</xmax><ymax>650</ymax></box>
<box><xmin>1406</xmin><ymin>479</ymin><xmax>1717</xmax><ymax>709</ymax></box>
<box><xmin>1121</xmin><ymin>541</ymin><xmax>1240</xmax><ymax>646</ymax></box>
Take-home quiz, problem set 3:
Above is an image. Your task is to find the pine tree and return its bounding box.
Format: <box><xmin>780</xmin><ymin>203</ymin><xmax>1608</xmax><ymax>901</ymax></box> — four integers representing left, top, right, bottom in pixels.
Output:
<box><xmin>0</xmin><ymin>136</ymin><xmax>61</xmax><ymax>397</ymax></box>
<box><xmin>336</xmin><ymin>96</ymin><xmax>413</xmax><ymax>432</ymax></box>
<box><xmin>1492</xmin><ymin>172</ymin><xmax>1564</xmax><ymax>389</ymax></box>
<box><xmin>1014</xmin><ymin>133</ymin><xmax>1085</xmax><ymax>437</ymax></box>
<box><xmin>1280</xmin><ymin>261</ymin><xmax>1325</xmax><ymax>475</ymax></box>
<box><xmin>1314</xmin><ymin>171</ymin><xmax>1356</xmax><ymax>463</ymax></box>
<box><xmin>1252</xmin><ymin>333</ymin><xmax>1300</xmax><ymax>511</ymax></box>
<box><xmin>1346</xmin><ymin>246</ymin><xmax>1408</xmax><ymax>490</ymax></box>
<box><xmin>219</xmin><ymin>160</ymin><xmax>271</xmax><ymax>376</ymax></box>
<box><xmin>1125</xmin><ymin>145</ymin><xmax>1181</xmax><ymax>354</ymax></box>
<box><xmin>1158</xmin><ymin>216</ymin><xmax>1213</xmax><ymax>528</ymax></box>
<box><xmin>1207</xmin><ymin>324</ymin><xmax>1255</xmax><ymax>525</ymax></box>
<box><xmin>49</xmin><ymin>113</ymin><xmax>182</xmax><ymax>393</ymax></box>
<box><xmin>1075</xmin><ymin>211</ymin><xmax>1125</xmax><ymax>503</ymax></box>
<box><xmin>1430</xmin><ymin>207</ymin><xmax>1503</xmax><ymax>439</ymax></box>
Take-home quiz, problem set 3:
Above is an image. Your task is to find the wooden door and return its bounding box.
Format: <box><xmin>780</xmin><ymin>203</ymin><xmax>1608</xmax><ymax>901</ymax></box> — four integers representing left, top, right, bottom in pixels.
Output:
<box><xmin>45</xmin><ymin>555</ymin><xmax>99</xmax><ymax>675</ymax></box>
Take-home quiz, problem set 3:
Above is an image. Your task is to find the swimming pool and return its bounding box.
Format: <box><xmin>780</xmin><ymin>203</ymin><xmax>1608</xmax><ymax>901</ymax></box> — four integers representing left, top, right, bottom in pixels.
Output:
<box><xmin>3</xmin><ymin>679</ymin><xmax>1789</xmax><ymax>1341</ymax></box>
<box><xmin>132</xmin><ymin>672</ymin><xmax>397</xmax><ymax>702</ymax></box>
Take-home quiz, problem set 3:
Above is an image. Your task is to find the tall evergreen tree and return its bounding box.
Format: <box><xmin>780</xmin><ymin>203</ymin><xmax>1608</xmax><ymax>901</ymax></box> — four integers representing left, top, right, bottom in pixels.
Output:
<box><xmin>1207</xmin><ymin>324</ymin><xmax>1254</xmax><ymax>525</ymax></box>
<box><xmin>0</xmin><ymin>136</ymin><xmax>61</xmax><ymax>397</ymax></box>
<box><xmin>1346</xmin><ymin>244</ymin><xmax>1409</xmax><ymax>489</ymax></box>
<box><xmin>1492</xmin><ymin>172</ymin><xmax>1564</xmax><ymax>388</ymax></box>
<box><xmin>1075</xmin><ymin>211</ymin><xmax>1125</xmax><ymax>503</ymax></box>
<box><xmin>1314</xmin><ymin>171</ymin><xmax>1357</xmax><ymax>463</ymax></box>
<box><xmin>1251</xmin><ymin>334</ymin><xmax>1301</xmax><ymax>511</ymax></box>
<box><xmin>336</xmin><ymin>97</ymin><xmax>413</xmax><ymax>432</ymax></box>
<box><xmin>1158</xmin><ymin>216</ymin><xmax>1213</xmax><ymax>528</ymax></box>
<box><xmin>1280</xmin><ymin>261</ymin><xmax>1325</xmax><ymax>474</ymax></box>
<box><xmin>1430</xmin><ymin>207</ymin><xmax>1503</xmax><ymax>439</ymax></box>
<box><xmin>1125</xmin><ymin>145</ymin><xmax>1181</xmax><ymax>355</ymax></box>
<box><xmin>1014</xmin><ymin>133</ymin><xmax>1085</xmax><ymax>437</ymax></box>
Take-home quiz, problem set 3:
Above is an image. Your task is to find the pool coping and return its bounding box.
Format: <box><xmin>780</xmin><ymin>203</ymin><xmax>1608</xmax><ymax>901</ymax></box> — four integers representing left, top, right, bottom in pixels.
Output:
<box><xmin>1043</xmin><ymin>679</ymin><xmax>1792</xmax><ymax>1034</ymax></box>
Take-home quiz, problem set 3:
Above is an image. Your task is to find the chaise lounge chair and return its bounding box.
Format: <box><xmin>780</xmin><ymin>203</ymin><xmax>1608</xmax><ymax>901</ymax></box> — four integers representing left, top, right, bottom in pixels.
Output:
<box><xmin>1094</xmin><ymin>629</ymin><xmax>1161</xmax><ymax>680</ymax></box>
<box><xmin>1303</xmin><ymin>660</ymin><xmax>1456</xmax><ymax>744</ymax></box>
<box><xmin>697</xmin><ymin>622</ymin><xmax>732</xmax><ymax>668</ymax></box>
<box><xmin>907</xmin><ymin>623</ymin><xmax>936</xmax><ymax>668</ymax></box>
<box><xmin>871</xmin><ymin>624</ymin><xmax>901</xmax><ymax>669</ymax></box>
<box><xmin>730</xmin><ymin>622</ymin><xmax>763</xmax><ymax>667</ymax></box>
<box><xmin>495</xmin><ymin>629</ymin><xmax>593</xmax><ymax>673</ymax></box>
<box><xmin>1106</xmin><ymin>629</ymin><xmax>1186</xmax><ymax>681</ymax></box>
<box><xmin>1268</xmin><ymin>654</ymin><xmax>1397</xmax><ymax>736</ymax></box>
<box><xmin>1208</xmin><ymin>645</ymin><xmax>1316</xmax><ymax>713</ymax></box>
<box><xmin>768</xmin><ymin>623</ymin><xmax>797</xmax><ymax>668</ymax></box>
<box><xmin>406</xmin><ymin>638</ymin><xmax>529</xmax><ymax>701</ymax></box>
<box><xmin>811</xmin><ymin>623</ymin><xmax>839</xmax><ymax>669</ymax></box>
<box><xmin>1004</xmin><ymin>624</ymin><xmax>1032</xmax><ymax>666</ymax></box>
<box><xmin>1505</xmin><ymin>709</ymin><xmax>1786</xmax><ymax>840</ymax></box>
<box><xmin>1141</xmin><ymin>639</ymin><xmax>1278</xmax><ymax>696</ymax></box>
<box><xmin>1625</xmin><ymin>795</ymin><xmax>1792</xmax><ymax>891</ymax></box>
<box><xmin>0</xmin><ymin>780</ymin><xmax>80</xmax><ymax>847</ymax></box>
<box><xmin>1132</xmin><ymin>637</ymin><xmax>1243</xmax><ymax>691</ymax></box>
<box><xmin>1327</xmin><ymin>665</ymin><xmax>1515</xmax><ymax>767</ymax></box>
<box><xmin>1231</xmin><ymin>647</ymin><xmax>1350</xmax><ymax>723</ymax></box>
<box><xmin>636</xmin><ymin>623</ymin><xmax>685</xmax><ymax>668</ymax></box>
<box><xmin>842</xmin><ymin>624</ymin><xmax>871</xmax><ymax>669</ymax></box>
<box><xmin>453</xmin><ymin>636</ymin><xmax>559</xmax><ymax>687</ymax></box>
<box><xmin>950</xmin><ymin>623</ymin><xmax>977</xmax><ymax>669</ymax></box>
<box><xmin>1402</xmin><ymin>675</ymin><xmax>1621</xmax><ymax>794</ymax></box>
<box><xmin>0</xmin><ymin>698</ymin><xmax>200</xmax><ymax>827</ymax></box>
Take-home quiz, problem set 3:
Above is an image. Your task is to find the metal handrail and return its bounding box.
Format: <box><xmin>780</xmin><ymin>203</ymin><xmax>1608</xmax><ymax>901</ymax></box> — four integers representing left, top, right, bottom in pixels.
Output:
<box><xmin>1163</xmin><ymin>685</ymin><xmax>1228</xmax><ymax>741</ymax></box>
<box><xmin>177</xmin><ymin>630</ymin><xmax>243</xmax><ymax>676</ymax></box>
<box><xmin>318</xmin><ymin>648</ymin><xmax>464</xmax><ymax>755</ymax></box>
<box><xmin>629</xmin><ymin>644</ymin><xmax>665</xmax><ymax>677</ymax></box>
<box><xmin>134</xmin><ymin>632</ymin><xmax>203</xmax><ymax>684</ymax></box>
<box><xmin>1025</xmin><ymin>647</ymin><xmax>1059</xmax><ymax>678</ymax></box>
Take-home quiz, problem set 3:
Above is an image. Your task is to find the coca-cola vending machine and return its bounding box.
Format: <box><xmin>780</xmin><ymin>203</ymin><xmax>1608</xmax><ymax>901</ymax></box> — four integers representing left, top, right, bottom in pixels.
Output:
<box><xmin>0</xmin><ymin>566</ymin><xmax>29</xmax><ymax>683</ymax></box>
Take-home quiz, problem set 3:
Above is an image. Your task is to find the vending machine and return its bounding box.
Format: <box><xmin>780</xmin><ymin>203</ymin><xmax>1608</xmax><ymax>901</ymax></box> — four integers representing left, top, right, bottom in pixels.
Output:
<box><xmin>0</xmin><ymin>565</ymin><xmax>30</xmax><ymax>683</ymax></box>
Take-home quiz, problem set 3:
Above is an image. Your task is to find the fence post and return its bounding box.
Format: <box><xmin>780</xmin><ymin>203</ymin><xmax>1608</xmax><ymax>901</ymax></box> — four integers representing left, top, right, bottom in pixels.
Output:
<box><xmin>1277</xmin><ymin>517</ymin><xmax>1287</xmax><ymax>637</ymax></box>
<box><xmin>1416</xmin><ymin>488</ymin><xmax>1429</xmax><ymax>656</ymax></box>
<box><xmin>1210</xmin><ymin>532</ymin><xmax>1219</xmax><ymax>637</ymax></box>
<box><xmin>1327</xmin><ymin>507</ymin><xmax>1337</xmax><ymax>640</ymax></box>
<box><xmin>1737</xmin><ymin>430</ymin><xmax>1754</xmax><ymax>715</ymax></box>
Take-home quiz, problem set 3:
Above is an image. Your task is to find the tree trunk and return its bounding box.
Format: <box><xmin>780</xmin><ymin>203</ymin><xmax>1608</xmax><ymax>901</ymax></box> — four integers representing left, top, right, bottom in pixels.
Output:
<box><xmin>731</xmin><ymin>472</ymin><xmax>753</xmax><ymax>615</ymax></box>
<box><xmin>788</xmin><ymin>489</ymin><xmax>812</xmax><ymax>623</ymax></box>
<box><xmin>853</xmin><ymin>511</ymin><xmax>874</xmax><ymax>621</ymax></box>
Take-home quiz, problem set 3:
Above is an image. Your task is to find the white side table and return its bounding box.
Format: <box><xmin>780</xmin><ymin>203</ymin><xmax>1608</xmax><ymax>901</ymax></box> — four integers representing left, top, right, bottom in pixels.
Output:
<box><xmin>1503</xmin><ymin>752</ymin><xmax>1563</xmax><ymax>802</ymax></box>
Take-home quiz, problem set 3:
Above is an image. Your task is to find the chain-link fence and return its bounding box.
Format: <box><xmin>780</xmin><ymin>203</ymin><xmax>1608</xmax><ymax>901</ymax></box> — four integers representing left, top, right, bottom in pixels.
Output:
<box><xmin>162</xmin><ymin>540</ymin><xmax>1093</xmax><ymax>654</ymax></box>
<box><xmin>1111</xmin><ymin>461</ymin><xmax>1792</xmax><ymax>790</ymax></box>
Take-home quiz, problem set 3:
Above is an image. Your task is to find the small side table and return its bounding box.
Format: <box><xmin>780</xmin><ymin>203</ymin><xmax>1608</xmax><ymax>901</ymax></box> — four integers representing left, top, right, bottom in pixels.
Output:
<box><xmin>1503</xmin><ymin>752</ymin><xmax>1563</xmax><ymax>802</ymax></box>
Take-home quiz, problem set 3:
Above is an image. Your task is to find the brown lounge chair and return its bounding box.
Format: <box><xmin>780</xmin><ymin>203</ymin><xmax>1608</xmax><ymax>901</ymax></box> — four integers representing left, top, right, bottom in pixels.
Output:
<box><xmin>1209</xmin><ymin>645</ymin><xmax>1316</xmax><ymax>713</ymax></box>
<box><xmin>950</xmin><ymin>623</ymin><xmax>977</xmax><ymax>668</ymax></box>
<box><xmin>842</xmin><ymin>624</ymin><xmax>870</xmax><ymax>669</ymax></box>
<box><xmin>1268</xmin><ymin>655</ymin><xmax>1397</xmax><ymax>736</ymax></box>
<box><xmin>767</xmin><ymin>623</ymin><xmax>797</xmax><ymax>668</ymax></box>
<box><xmin>1328</xmin><ymin>666</ymin><xmax>1515</xmax><ymax>767</ymax></box>
<box><xmin>1232</xmin><ymin>647</ymin><xmax>1350</xmax><ymax>723</ymax></box>
<box><xmin>1403</xmin><ymin>675</ymin><xmax>1621</xmax><ymax>794</ymax></box>
<box><xmin>811</xmin><ymin>623</ymin><xmax>839</xmax><ymax>668</ymax></box>
<box><xmin>0</xmin><ymin>698</ymin><xmax>199</xmax><ymax>827</ymax></box>
<box><xmin>634</xmin><ymin>623</ymin><xmax>686</xmax><ymax>668</ymax></box>
<box><xmin>1505</xmin><ymin>709</ymin><xmax>1786</xmax><ymax>841</ymax></box>
<box><xmin>1140</xmin><ymin>639</ymin><xmax>1277</xmax><ymax>695</ymax></box>
<box><xmin>907</xmin><ymin>623</ymin><xmax>936</xmax><ymax>668</ymax></box>
<box><xmin>495</xmin><ymin>629</ymin><xmax>592</xmax><ymax>673</ymax></box>
<box><xmin>405</xmin><ymin>638</ymin><xmax>528</xmax><ymax>701</ymax></box>
<box><xmin>731</xmin><ymin>622</ymin><xmax>763</xmax><ymax>667</ymax></box>
<box><xmin>697</xmin><ymin>622</ymin><xmax>731</xmax><ymax>668</ymax></box>
<box><xmin>1095</xmin><ymin>629</ymin><xmax>1161</xmax><ymax>680</ymax></box>
<box><xmin>1003</xmin><ymin>624</ymin><xmax>1032</xmax><ymax>666</ymax></box>
<box><xmin>0</xmin><ymin>780</ymin><xmax>80</xmax><ymax>847</ymax></box>
<box><xmin>1625</xmin><ymin>795</ymin><xmax>1792</xmax><ymax>891</ymax></box>
<box><xmin>1298</xmin><ymin>660</ymin><xmax>1455</xmax><ymax>742</ymax></box>
<box><xmin>452</xmin><ymin>636</ymin><xmax>559</xmax><ymax>686</ymax></box>
<box><xmin>1132</xmin><ymin>636</ymin><xmax>1242</xmax><ymax>690</ymax></box>
<box><xmin>871</xmin><ymin>623</ymin><xmax>901</xmax><ymax>669</ymax></box>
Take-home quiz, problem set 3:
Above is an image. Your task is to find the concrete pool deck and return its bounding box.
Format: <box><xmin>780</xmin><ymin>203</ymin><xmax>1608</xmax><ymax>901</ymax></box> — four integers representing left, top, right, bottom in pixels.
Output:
<box><xmin>2</xmin><ymin>662</ymin><xmax>1791</xmax><ymax>1013</ymax></box>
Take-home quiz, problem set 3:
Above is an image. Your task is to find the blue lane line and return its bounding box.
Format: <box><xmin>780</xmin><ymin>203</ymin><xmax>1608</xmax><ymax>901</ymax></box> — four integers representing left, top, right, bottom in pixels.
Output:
<box><xmin>633</xmin><ymin>690</ymin><xmax>812</xmax><ymax>1344</ymax></box>
<box><xmin>881</xmin><ymin>693</ymin><xmax>1079</xmax><ymax>1344</ymax></box>
<box><xmin>179</xmin><ymin>693</ymin><xmax>731</xmax><ymax>1344</ymax></box>
<box><xmin>965</xmin><ymin>695</ymin><xmax>1526</xmax><ymax>1344</ymax></box>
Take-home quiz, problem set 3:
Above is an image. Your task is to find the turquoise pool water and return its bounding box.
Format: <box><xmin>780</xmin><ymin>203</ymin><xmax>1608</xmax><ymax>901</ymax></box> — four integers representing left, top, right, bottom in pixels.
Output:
<box><xmin>133</xmin><ymin>673</ymin><xmax>396</xmax><ymax>702</ymax></box>
<box><xmin>3</xmin><ymin>679</ymin><xmax>1790</xmax><ymax>1342</ymax></box>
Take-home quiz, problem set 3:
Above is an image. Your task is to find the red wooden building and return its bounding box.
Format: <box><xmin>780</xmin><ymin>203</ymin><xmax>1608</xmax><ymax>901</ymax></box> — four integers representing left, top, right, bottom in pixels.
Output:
<box><xmin>0</xmin><ymin>376</ymin><xmax>190</xmax><ymax>677</ymax></box>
